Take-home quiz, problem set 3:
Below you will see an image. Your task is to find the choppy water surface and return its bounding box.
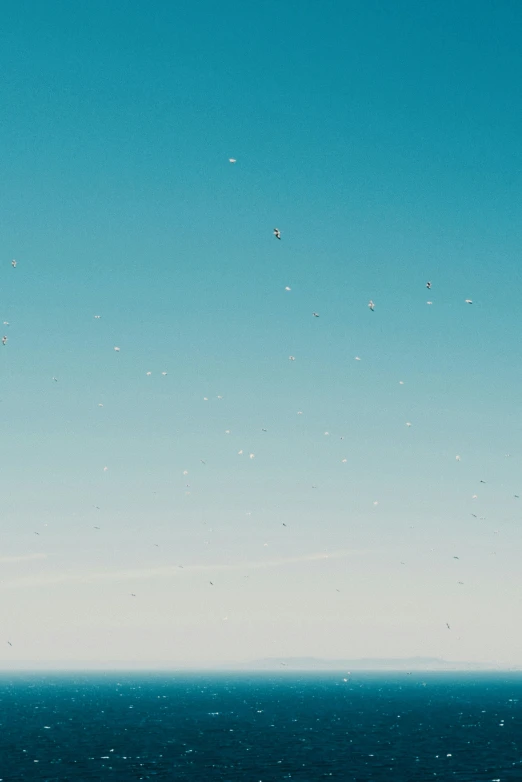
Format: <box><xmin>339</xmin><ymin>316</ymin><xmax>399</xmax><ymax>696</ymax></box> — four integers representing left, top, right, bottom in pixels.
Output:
<box><xmin>0</xmin><ymin>672</ymin><xmax>521</xmax><ymax>780</ymax></box>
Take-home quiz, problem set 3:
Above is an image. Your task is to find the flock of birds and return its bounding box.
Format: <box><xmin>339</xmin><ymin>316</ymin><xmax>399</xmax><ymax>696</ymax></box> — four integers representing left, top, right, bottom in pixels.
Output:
<box><xmin>1</xmin><ymin>159</ymin><xmax>509</xmax><ymax>660</ymax></box>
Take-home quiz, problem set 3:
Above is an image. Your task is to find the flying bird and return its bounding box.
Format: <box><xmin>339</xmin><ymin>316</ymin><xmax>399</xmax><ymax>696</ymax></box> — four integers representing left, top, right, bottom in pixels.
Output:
<box><xmin>426</xmin><ymin>281</ymin><xmax>432</xmax><ymax>289</ymax></box>
<box><xmin>368</xmin><ymin>300</ymin><xmax>375</xmax><ymax>311</ymax></box>
<box><xmin>312</xmin><ymin>312</ymin><xmax>320</xmax><ymax>318</ymax></box>
<box><xmin>446</xmin><ymin>623</ymin><xmax>451</xmax><ymax>630</ymax></box>
<box><xmin>2</xmin><ymin>336</ymin><xmax>7</xmax><ymax>345</ymax></box>
<box><xmin>273</xmin><ymin>228</ymin><xmax>281</xmax><ymax>240</ymax></box>
<box><xmin>465</xmin><ymin>299</ymin><xmax>473</xmax><ymax>304</ymax></box>
<box><xmin>11</xmin><ymin>260</ymin><xmax>17</xmax><ymax>268</ymax></box>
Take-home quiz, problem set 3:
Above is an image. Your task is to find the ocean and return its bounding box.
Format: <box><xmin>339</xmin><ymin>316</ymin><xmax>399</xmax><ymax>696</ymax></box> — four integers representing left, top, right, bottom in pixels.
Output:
<box><xmin>0</xmin><ymin>672</ymin><xmax>520</xmax><ymax>780</ymax></box>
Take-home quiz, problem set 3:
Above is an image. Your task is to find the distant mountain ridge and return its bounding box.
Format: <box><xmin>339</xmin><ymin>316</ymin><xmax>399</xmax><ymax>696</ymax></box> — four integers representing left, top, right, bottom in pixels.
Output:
<box><xmin>220</xmin><ymin>656</ymin><xmax>498</xmax><ymax>671</ymax></box>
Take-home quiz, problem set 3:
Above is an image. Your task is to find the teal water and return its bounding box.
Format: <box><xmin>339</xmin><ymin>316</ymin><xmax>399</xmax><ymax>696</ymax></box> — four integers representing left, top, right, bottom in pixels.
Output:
<box><xmin>0</xmin><ymin>673</ymin><xmax>520</xmax><ymax>780</ymax></box>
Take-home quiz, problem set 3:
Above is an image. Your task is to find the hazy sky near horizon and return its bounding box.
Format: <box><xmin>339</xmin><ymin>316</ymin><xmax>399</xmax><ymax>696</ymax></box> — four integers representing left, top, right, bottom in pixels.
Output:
<box><xmin>1</xmin><ymin>0</ymin><xmax>522</xmax><ymax>667</ymax></box>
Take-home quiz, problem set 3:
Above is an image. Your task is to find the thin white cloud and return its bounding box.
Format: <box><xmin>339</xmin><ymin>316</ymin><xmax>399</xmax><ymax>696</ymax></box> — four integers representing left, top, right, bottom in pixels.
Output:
<box><xmin>0</xmin><ymin>549</ymin><xmax>360</xmax><ymax>589</ymax></box>
<box><xmin>0</xmin><ymin>553</ymin><xmax>48</xmax><ymax>564</ymax></box>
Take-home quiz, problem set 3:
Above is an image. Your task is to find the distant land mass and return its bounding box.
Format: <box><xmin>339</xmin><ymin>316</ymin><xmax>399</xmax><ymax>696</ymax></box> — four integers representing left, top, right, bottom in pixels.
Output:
<box><xmin>218</xmin><ymin>656</ymin><xmax>501</xmax><ymax>671</ymax></box>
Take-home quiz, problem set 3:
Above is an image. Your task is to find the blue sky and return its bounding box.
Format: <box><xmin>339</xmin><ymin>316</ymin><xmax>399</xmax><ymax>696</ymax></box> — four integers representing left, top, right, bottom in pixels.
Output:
<box><xmin>1</xmin><ymin>0</ymin><xmax>522</xmax><ymax>667</ymax></box>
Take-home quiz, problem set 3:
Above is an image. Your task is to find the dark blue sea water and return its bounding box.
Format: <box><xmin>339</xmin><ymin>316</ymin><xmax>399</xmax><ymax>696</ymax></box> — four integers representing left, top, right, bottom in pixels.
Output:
<box><xmin>0</xmin><ymin>672</ymin><xmax>521</xmax><ymax>780</ymax></box>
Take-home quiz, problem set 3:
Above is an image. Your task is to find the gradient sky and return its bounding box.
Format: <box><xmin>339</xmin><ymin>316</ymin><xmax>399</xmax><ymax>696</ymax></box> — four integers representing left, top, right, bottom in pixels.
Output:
<box><xmin>1</xmin><ymin>0</ymin><xmax>522</xmax><ymax>668</ymax></box>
